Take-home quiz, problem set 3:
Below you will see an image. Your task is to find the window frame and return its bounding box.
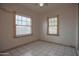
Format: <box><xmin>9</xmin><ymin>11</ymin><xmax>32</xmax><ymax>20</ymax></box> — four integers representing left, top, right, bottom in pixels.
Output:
<box><xmin>13</xmin><ymin>12</ymin><xmax>33</xmax><ymax>38</ymax></box>
<box><xmin>47</xmin><ymin>15</ymin><xmax>59</xmax><ymax>36</ymax></box>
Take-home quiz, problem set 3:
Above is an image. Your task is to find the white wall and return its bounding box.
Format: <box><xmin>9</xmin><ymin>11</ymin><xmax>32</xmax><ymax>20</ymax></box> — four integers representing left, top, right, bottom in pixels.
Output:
<box><xmin>0</xmin><ymin>4</ymin><xmax>39</xmax><ymax>51</ymax></box>
<box><xmin>39</xmin><ymin>4</ymin><xmax>77</xmax><ymax>47</ymax></box>
<box><xmin>0</xmin><ymin>4</ymin><xmax>78</xmax><ymax>51</ymax></box>
<box><xmin>78</xmin><ymin>4</ymin><xmax>79</xmax><ymax>49</ymax></box>
<box><xmin>75</xmin><ymin>4</ymin><xmax>78</xmax><ymax>49</ymax></box>
<box><xmin>76</xmin><ymin>4</ymin><xmax>79</xmax><ymax>50</ymax></box>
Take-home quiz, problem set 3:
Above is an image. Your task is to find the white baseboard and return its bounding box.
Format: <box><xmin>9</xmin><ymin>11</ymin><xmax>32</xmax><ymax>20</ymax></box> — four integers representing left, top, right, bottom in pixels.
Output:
<box><xmin>0</xmin><ymin>53</ymin><xmax>10</xmax><ymax>56</ymax></box>
<box><xmin>76</xmin><ymin>50</ymin><xmax>79</xmax><ymax>56</ymax></box>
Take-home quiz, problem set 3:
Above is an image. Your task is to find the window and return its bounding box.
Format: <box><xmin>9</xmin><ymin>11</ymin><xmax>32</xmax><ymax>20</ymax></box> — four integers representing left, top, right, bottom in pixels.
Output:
<box><xmin>15</xmin><ymin>15</ymin><xmax>32</xmax><ymax>37</ymax></box>
<box><xmin>47</xmin><ymin>16</ymin><xmax>59</xmax><ymax>35</ymax></box>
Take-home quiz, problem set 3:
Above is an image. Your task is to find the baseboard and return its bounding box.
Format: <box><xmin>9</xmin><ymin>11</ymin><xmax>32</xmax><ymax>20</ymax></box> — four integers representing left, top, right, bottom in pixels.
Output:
<box><xmin>76</xmin><ymin>49</ymin><xmax>79</xmax><ymax>56</ymax></box>
<box><xmin>0</xmin><ymin>39</ymin><xmax>39</xmax><ymax>53</ymax></box>
<box><xmin>39</xmin><ymin>39</ymin><xmax>75</xmax><ymax>48</ymax></box>
<box><xmin>0</xmin><ymin>39</ymin><xmax>75</xmax><ymax>53</ymax></box>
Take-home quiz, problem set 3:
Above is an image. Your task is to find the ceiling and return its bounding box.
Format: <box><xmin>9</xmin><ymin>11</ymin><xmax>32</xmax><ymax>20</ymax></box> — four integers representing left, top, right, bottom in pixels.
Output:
<box><xmin>19</xmin><ymin>3</ymin><xmax>73</xmax><ymax>13</ymax></box>
<box><xmin>0</xmin><ymin>3</ymin><xmax>74</xmax><ymax>13</ymax></box>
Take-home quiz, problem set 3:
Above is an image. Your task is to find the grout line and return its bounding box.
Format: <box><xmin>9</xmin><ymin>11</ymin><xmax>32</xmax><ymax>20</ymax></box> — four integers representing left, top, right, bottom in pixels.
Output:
<box><xmin>0</xmin><ymin>39</ymin><xmax>77</xmax><ymax>56</ymax></box>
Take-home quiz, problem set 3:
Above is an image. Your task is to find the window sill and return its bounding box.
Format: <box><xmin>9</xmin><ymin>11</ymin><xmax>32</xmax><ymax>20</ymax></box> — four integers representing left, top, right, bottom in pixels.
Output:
<box><xmin>47</xmin><ymin>33</ymin><xmax>59</xmax><ymax>36</ymax></box>
<box><xmin>14</xmin><ymin>34</ymin><xmax>32</xmax><ymax>38</ymax></box>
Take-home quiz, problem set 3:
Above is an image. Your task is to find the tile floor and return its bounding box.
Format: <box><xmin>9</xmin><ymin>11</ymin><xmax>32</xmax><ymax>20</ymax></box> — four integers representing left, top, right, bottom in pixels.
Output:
<box><xmin>5</xmin><ymin>40</ymin><xmax>77</xmax><ymax>56</ymax></box>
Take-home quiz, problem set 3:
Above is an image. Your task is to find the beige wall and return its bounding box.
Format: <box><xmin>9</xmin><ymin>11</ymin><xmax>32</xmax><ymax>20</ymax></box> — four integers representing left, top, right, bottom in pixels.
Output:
<box><xmin>0</xmin><ymin>4</ymin><xmax>39</xmax><ymax>51</ymax></box>
<box><xmin>39</xmin><ymin>4</ymin><xmax>78</xmax><ymax>47</ymax></box>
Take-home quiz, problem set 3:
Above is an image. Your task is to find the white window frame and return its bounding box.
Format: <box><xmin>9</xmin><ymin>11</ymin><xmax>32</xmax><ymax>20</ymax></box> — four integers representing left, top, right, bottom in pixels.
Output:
<box><xmin>14</xmin><ymin>14</ymin><xmax>32</xmax><ymax>38</ymax></box>
<box><xmin>47</xmin><ymin>15</ymin><xmax>59</xmax><ymax>36</ymax></box>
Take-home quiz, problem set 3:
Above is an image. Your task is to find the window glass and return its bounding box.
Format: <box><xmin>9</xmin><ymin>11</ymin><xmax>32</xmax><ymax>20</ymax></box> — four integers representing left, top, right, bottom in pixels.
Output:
<box><xmin>15</xmin><ymin>15</ymin><xmax>32</xmax><ymax>37</ymax></box>
<box><xmin>48</xmin><ymin>16</ymin><xmax>58</xmax><ymax>35</ymax></box>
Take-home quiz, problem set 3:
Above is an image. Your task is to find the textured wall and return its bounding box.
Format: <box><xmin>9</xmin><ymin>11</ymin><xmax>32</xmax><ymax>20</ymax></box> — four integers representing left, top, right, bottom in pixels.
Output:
<box><xmin>0</xmin><ymin>4</ymin><xmax>78</xmax><ymax>51</ymax></box>
<box><xmin>0</xmin><ymin>4</ymin><xmax>39</xmax><ymax>51</ymax></box>
<box><xmin>39</xmin><ymin>4</ymin><xmax>77</xmax><ymax>47</ymax></box>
